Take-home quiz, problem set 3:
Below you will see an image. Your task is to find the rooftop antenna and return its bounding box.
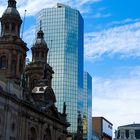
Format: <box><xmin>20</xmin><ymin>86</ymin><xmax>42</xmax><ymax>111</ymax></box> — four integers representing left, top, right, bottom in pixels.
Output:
<box><xmin>21</xmin><ymin>10</ymin><xmax>27</xmax><ymax>39</ymax></box>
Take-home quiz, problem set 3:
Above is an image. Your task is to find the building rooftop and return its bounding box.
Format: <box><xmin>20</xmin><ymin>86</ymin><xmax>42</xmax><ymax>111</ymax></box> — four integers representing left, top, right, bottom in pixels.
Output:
<box><xmin>93</xmin><ymin>116</ymin><xmax>113</xmax><ymax>126</ymax></box>
<box><xmin>119</xmin><ymin>123</ymin><xmax>140</xmax><ymax>128</ymax></box>
<box><xmin>54</xmin><ymin>3</ymin><xmax>71</xmax><ymax>8</ymax></box>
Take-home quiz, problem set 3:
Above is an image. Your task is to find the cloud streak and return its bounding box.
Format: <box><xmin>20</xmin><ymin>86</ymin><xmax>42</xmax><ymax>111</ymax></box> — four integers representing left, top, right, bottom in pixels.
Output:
<box><xmin>92</xmin><ymin>66</ymin><xmax>140</xmax><ymax>131</ymax></box>
<box><xmin>0</xmin><ymin>0</ymin><xmax>101</xmax><ymax>17</ymax></box>
<box><xmin>92</xmin><ymin>13</ymin><xmax>112</xmax><ymax>18</ymax></box>
<box><xmin>23</xmin><ymin>25</ymin><xmax>35</xmax><ymax>48</ymax></box>
<box><xmin>85</xmin><ymin>19</ymin><xmax>140</xmax><ymax>61</ymax></box>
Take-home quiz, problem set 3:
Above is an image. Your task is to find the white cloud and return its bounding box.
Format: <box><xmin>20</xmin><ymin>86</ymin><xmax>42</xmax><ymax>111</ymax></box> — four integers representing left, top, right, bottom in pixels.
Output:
<box><xmin>85</xmin><ymin>20</ymin><xmax>140</xmax><ymax>61</ymax></box>
<box><xmin>22</xmin><ymin>25</ymin><xmax>35</xmax><ymax>60</ymax></box>
<box><xmin>92</xmin><ymin>13</ymin><xmax>111</xmax><ymax>18</ymax></box>
<box><xmin>23</xmin><ymin>25</ymin><xmax>35</xmax><ymax>48</ymax></box>
<box><xmin>107</xmin><ymin>18</ymin><xmax>140</xmax><ymax>27</ymax></box>
<box><xmin>92</xmin><ymin>66</ymin><xmax>140</xmax><ymax>132</ymax></box>
<box><xmin>0</xmin><ymin>4</ymin><xmax>5</xmax><ymax>17</ymax></box>
<box><xmin>0</xmin><ymin>0</ymin><xmax>101</xmax><ymax>17</ymax></box>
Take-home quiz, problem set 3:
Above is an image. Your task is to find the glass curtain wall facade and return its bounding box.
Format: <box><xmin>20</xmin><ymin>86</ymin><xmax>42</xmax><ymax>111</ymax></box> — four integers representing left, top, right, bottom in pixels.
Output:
<box><xmin>83</xmin><ymin>72</ymin><xmax>92</xmax><ymax>140</ymax></box>
<box><xmin>36</xmin><ymin>4</ymin><xmax>84</xmax><ymax>133</ymax></box>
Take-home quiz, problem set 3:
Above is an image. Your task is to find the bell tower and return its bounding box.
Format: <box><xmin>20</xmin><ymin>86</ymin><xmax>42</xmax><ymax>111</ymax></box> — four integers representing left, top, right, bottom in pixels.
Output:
<box><xmin>25</xmin><ymin>27</ymin><xmax>54</xmax><ymax>91</ymax></box>
<box><xmin>0</xmin><ymin>0</ymin><xmax>29</xmax><ymax>84</ymax></box>
<box><xmin>1</xmin><ymin>0</ymin><xmax>22</xmax><ymax>38</ymax></box>
<box><xmin>32</xmin><ymin>24</ymin><xmax>49</xmax><ymax>63</ymax></box>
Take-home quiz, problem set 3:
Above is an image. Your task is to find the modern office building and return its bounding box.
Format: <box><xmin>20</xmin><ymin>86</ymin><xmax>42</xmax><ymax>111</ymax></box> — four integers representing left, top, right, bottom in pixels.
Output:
<box><xmin>83</xmin><ymin>72</ymin><xmax>92</xmax><ymax>140</ymax></box>
<box><xmin>92</xmin><ymin>117</ymin><xmax>113</xmax><ymax>140</ymax></box>
<box><xmin>114</xmin><ymin>124</ymin><xmax>140</xmax><ymax>140</ymax></box>
<box><xmin>36</xmin><ymin>3</ymin><xmax>84</xmax><ymax>133</ymax></box>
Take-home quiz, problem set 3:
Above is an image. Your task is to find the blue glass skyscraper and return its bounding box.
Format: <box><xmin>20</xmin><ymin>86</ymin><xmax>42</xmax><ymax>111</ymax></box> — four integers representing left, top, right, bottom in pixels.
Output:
<box><xmin>83</xmin><ymin>72</ymin><xmax>92</xmax><ymax>140</ymax></box>
<box><xmin>36</xmin><ymin>3</ymin><xmax>84</xmax><ymax>133</ymax></box>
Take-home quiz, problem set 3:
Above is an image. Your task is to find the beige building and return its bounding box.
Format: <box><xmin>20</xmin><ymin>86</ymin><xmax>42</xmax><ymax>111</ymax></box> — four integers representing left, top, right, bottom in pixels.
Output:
<box><xmin>114</xmin><ymin>124</ymin><xmax>140</xmax><ymax>140</ymax></box>
<box><xmin>0</xmin><ymin>0</ymin><xmax>69</xmax><ymax>140</ymax></box>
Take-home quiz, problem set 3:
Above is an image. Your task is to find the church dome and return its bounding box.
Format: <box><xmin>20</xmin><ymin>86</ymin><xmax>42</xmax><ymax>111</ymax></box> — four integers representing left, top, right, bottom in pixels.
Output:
<box><xmin>31</xmin><ymin>29</ymin><xmax>49</xmax><ymax>63</ymax></box>
<box><xmin>3</xmin><ymin>7</ymin><xmax>20</xmax><ymax>18</ymax></box>
<box><xmin>2</xmin><ymin>0</ymin><xmax>21</xmax><ymax>20</ymax></box>
<box><xmin>35</xmin><ymin>38</ymin><xmax>48</xmax><ymax>47</ymax></box>
<box><xmin>34</xmin><ymin>30</ymin><xmax>48</xmax><ymax>48</ymax></box>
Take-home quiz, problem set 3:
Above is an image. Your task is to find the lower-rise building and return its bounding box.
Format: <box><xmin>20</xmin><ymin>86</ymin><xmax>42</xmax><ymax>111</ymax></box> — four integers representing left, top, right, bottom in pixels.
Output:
<box><xmin>92</xmin><ymin>129</ymin><xmax>101</xmax><ymax>140</ymax></box>
<box><xmin>114</xmin><ymin>124</ymin><xmax>140</xmax><ymax>140</ymax></box>
<box><xmin>83</xmin><ymin>72</ymin><xmax>92</xmax><ymax>140</ymax></box>
<box><xmin>92</xmin><ymin>117</ymin><xmax>113</xmax><ymax>140</ymax></box>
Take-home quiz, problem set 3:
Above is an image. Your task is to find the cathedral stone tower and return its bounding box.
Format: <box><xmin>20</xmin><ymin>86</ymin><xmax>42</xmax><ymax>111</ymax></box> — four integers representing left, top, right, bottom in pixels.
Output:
<box><xmin>25</xmin><ymin>27</ymin><xmax>54</xmax><ymax>91</ymax></box>
<box><xmin>0</xmin><ymin>0</ymin><xmax>29</xmax><ymax>83</ymax></box>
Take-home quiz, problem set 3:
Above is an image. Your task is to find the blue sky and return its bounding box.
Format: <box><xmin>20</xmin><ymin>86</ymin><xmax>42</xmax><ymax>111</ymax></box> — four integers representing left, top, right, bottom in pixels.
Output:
<box><xmin>1</xmin><ymin>0</ymin><xmax>140</xmax><ymax>133</ymax></box>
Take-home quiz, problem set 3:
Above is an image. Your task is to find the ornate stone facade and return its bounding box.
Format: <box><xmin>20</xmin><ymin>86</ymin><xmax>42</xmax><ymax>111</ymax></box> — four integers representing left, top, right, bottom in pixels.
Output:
<box><xmin>0</xmin><ymin>0</ymin><xmax>69</xmax><ymax>140</ymax></box>
<box><xmin>114</xmin><ymin>124</ymin><xmax>140</xmax><ymax>140</ymax></box>
<box><xmin>0</xmin><ymin>0</ymin><xmax>29</xmax><ymax>84</ymax></box>
<box><xmin>25</xmin><ymin>26</ymin><xmax>54</xmax><ymax>91</ymax></box>
<box><xmin>0</xmin><ymin>89</ymin><xmax>69</xmax><ymax>140</ymax></box>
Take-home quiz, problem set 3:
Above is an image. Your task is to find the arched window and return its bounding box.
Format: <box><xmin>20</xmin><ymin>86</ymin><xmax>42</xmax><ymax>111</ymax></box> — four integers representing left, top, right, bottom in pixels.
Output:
<box><xmin>0</xmin><ymin>116</ymin><xmax>1</xmax><ymax>126</ymax></box>
<box><xmin>5</xmin><ymin>23</ymin><xmax>9</xmax><ymax>32</ymax></box>
<box><xmin>43</xmin><ymin>128</ymin><xmax>51</xmax><ymax>140</ymax></box>
<box><xmin>1</xmin><ymin>23</ymin><xmax>3</xmax><ymax>36</ymax></box>
<box><xmin>41</xmin><ymin>52</ymin><xmax>44</xmax><ymax>58</ymax></box>
<box><xmin>19</xmin><ymin>58</ymin><xmax>23</xmax><ymax>72</ymax></box>
<box><xmin>28</xmin><ymin>127</ymin><xmax>37</xmax><ymax>140</ymax></box>
<box><xmin>11</xmin><ymin>23</ymin><xmax>16</xmax><ymax>32</ymax></box>
<box><xmin>120</xmin><ymin>131</ymin><xmax>125</xmax><ymax>139</ymax></box>
<box><xmin>32</xmin><ymin>79</ymin><xmax>37</xmax><ymax>88</ymax></box>
<box><xmin>11</xmin><ymin>122</ymin><xmax>15</xmax><ymax>132</ymax></box>
<box><xmin>0</xmin><ymin>55</ymin><xmax>7</xmax><ymax>69</ymax></box>
<box><xmin>11</xmin><ymin>60</ymin><xmax>16</xmax><ymax>75</ymax></box>
<box><xmin>36</xmin><ymin>52</ymin><xmax>39</xmax><ymax>58</ymax></box>
<box><xmin>0</xmin><ymin>116</ymin><xmax>2</xmax><ymax>139</ymax></box>
<box><xmin>9</xmin><ymin>122</ymin><xmax>16</xmax><ymax>139</ymax></box>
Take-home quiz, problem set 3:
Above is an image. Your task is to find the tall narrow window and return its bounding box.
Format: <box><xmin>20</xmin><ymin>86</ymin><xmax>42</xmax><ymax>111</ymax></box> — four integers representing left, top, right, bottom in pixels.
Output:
<box><xmin>11</xmin><ymin>60</ymin><xmax>16</xmax><ymax>75</ymax></box>
<box><xmin>1</xmin><ymin>23</ymin><xmax>3</xmax><ymax>36</ymax></box>
<box><xmin>130</xmin><ymin>132</ymin><xmax>134</xmax><ymax>139</ymax></box>
<box><xmin>41</xmin><ymin>52</ymin><xmax>44</xmax><ymax>58</ymax></box>
<box><xmin>32</xmin><ymin>79</ymin><xmax>37</xmax><ymax>88</ymax></box>
<box><xmin>5</xmin><ymin>23</ymin><xmax>9</xmax><ymax>32</ymax></box>
<box><xmin>11</xmin><ymin>23</ymin><xmax>16</xmax><ymax>32</ymax></box>
<box><xmin>19</xmin><ymin>58</ymin><xmax>23</xmax><ymax>72</ymax></box>
<box><xmin>0</xmin><ymin>116</ymin><xmax>1</xmax><ymax>140</ymax></box>
<box><xmin>43</xmin><ymin>128</ymin><xmax>51</xmax><ymax>140</ymax></box>
<box><xmin>29</xmin><ymin>127</ymin><xmax>37</xmax><ymax>140</ymax></box>
<box><xmin>0</xmin><ymin>116</ymin><xmax>1</xmax><ymax>127</ymax></box>
<box><xmin>36</xmin><ymin>52</ymin><xmax>39</xmax><ymax>58</ymax></box>
<box><xmin>120</xmin><ymin>131</ymin><xmax>125</xmax><ymax>139</ymax></box>
<box><xmin>0</xmin><ymin>55</ymin><xmax>7</xmax><ymax>69</ymax></box>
